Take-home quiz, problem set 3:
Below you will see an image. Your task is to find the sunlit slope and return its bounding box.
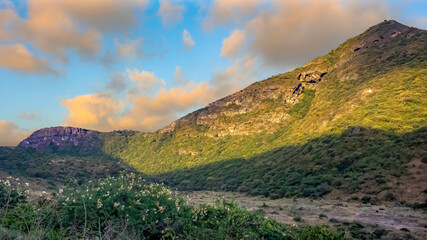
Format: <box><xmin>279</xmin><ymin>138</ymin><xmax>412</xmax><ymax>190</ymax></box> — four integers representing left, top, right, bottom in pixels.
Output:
<box><xmin>109</xmin><ymin>21</ymin><xmax>426</xmax><ymax>200</ymax></box>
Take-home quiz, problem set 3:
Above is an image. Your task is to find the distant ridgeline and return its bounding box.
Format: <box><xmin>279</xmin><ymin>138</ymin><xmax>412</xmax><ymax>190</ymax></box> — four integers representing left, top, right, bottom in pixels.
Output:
<box><xmin>0</xmin><ymin>127</ymin><xmax>136</xmax><ymax>185</ymax></box>
<box><xmin>9</xmin><ymin>20</ymin><xmax>427</xmax><ymax>203</ymax></box>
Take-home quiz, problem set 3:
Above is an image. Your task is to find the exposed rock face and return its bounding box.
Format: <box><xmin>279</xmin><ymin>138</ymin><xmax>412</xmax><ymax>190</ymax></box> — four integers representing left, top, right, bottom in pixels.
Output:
<box><xmin>160</xmin><ymin>75</ymin><xmax>304</xmax><ymax>135</ymax></box>
<box><xmin>297</xmin><ymin>71</ymin><xmax>327</xmax><ymax>83</ymax></box>
<box><xmin>18</xmin><ymin>127</ymin><xmax>103</xmax><ymax>153</ymax></box>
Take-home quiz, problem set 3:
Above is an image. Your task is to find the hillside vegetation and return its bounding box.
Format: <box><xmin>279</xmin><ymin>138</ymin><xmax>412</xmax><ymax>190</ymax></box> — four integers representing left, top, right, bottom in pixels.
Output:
<box><xmin>9</xmin><ymin>21</ymin><xmax>426</xmax><ymax>204</ymax></box>
<box><xmin>0</xmin><ymin>145</ymin><xmax>130</xmax><ymax>189</ymax></box>
<box><xmin>103</xmin><ymin>21</ymin><xmax>426</xmax><ymax>202</ymax></box>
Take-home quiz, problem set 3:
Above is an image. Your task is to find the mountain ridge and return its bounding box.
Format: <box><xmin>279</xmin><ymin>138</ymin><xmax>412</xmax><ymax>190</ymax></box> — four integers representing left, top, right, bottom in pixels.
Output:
<box><xmin>10</xmin><ymin>20</ymin><xmax>427</xmax><ymax>203</ymax></box>
<box><xmin>15</xmin><ymin>20</ymin><xmax>425</xmax><ymax>145</ymax></box>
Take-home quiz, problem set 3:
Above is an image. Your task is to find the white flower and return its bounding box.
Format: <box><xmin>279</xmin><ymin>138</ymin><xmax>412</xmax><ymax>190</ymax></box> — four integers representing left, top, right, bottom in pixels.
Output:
<box><xmin>25</xmin><ymin>183</ymin><xmax>29</xmax><ymax>187</ymax></box>
<box><xmin>59</xmin><ymin>189</ymin><xmax>63</xmax><ymax>194</ymax></box>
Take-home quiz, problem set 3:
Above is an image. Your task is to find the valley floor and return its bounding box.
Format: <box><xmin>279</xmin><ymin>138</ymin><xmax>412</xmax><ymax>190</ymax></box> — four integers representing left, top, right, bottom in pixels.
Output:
<box><xmin>182</xmin><ymin>191</ymin><xmax>427</xmax><ymax>240</ymax></box>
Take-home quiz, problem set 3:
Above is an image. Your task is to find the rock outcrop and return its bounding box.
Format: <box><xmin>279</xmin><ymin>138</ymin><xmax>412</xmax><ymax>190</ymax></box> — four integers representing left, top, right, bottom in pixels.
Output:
<box><xmin>160</xmin><ymin>75</ymin><xmax>304</xmax><ymax>135</ymax></box>
<box><xmin>297</xmin><ymin>71</ymin><xmax>327</xmax><ymax>83</ymax></box>
<box><xmin>18</xmin><ymin>126</ymin><xmax>104</xmax><ymax>153</ymax></box>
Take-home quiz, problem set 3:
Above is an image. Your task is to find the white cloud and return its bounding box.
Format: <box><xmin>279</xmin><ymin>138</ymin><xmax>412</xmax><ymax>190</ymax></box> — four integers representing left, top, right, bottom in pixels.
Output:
<box><xmin>126</xmin><ymin>69</ymin><xmax>166</xmax><ymax>96</ymax></box>
<box><xmin>218</xmin><ymin>0</ymin><xmax>390</xmax><ymax>69</ymax></box>
<box><xmin>221</xmin><ymin>29</ymin><xmax>245</xmax><ymax>58</ymax></box>
<box><xmin>157</xmin><ymin>0</ymin><xmax>185</xmax><ymax>26</ymax></box>
<box><xmin>203</xmin><ymin>0</ymin><xmax>267</xmax><ymax>29</ymax></box>
<box><xmin>0</xmin><ymin>0</ymin><xmax>149</xmax><ymax>68</ymax></box>
<box><xmin>61</xmin><ymin>70</ymin><xmax>217</xmax><ymax>132</ymax></box>
<box><xmin>182</xmin><ymin>29</ymin><xmax>195</xmax><ymax>52</ymax></box>
<box><xmin>0</xmin><ymin>8</ymin><xmax>17</xmax><ymax>40</ymax></box>
<box><xmin>0</xmin><ymin>120</ymin><xmax>32</xmax><ymax>146</ymax></box>
<box><xmin>0</xmin><ymin>44</ymin><xmax>56</xmax><ymax>74</ymax></box>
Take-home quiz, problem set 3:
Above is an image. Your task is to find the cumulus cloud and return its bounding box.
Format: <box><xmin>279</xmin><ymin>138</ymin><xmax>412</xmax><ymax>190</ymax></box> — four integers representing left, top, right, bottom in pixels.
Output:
<box><xmin>61</xmin><ymin>76</ymin><xmax>217</xmax><ymax>132</ymax></box>
<box><xmin>203</xmin><ymin>0</ymin><xmax>267</xmax><ymax>29</ymax></box>
<box><xmin>126</xmin><ymin>69</ymin><xmax>166</xmax><ymax>97</ymax></box>
<box><xmin>157</xmin><ymin>0</ymin><xmax>185</xmax><ymax>26</ymax></box>
<box><xmin>0</xmin><ymin>120</ymin><xmax>32</xmax><ymax>146</ymax></box>
<box><xmin>220</xmin><ymin>29</ymin><xmax>245</xmax><ymax>58</ymax></box>
<box><xmin>0</xmin><ymin>0</ymin><xmax>148</xmax><ymax>64</ymax></box>
<box><xmin>118</xmin><ymin>82</ymin><xmax>217</xmax><ymax>131</ymax></box>
<box><xmin>0</xmin><ymin>44</ymin><xmax>56</xmax><ymax>74</ymax></box>
<box><xmin>13</xmin><ymin>0</ymin><xmax>100</xmax><ymax>61</ymax></box>
<box><xmin>0</xmin><ymin>8</ymin><xmax>17</xmax><ymax>40</ymax></box>
<box><xmin>222</xmin><ymin>0</ymin><xmax>390</xmax><ymax>68</ymax></box>
<box><xmin>60</xmin><ymin>0</ymin><xmax>147</xmax><ymax>33</ymax></box>
<box><xmin>182</xmin><ymin>29</ymin><xmax>195</xmax><ymax>52</ymax></box>
<box><xmin>61</xmin><ymin>94</ymin><xmax>125</xmax><ymax>131</ymax></box>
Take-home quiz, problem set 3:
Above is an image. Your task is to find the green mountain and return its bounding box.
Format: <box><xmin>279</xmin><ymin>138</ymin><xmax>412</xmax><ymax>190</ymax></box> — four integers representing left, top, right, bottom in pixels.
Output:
<box><xmin>112</xmin><ymin>20</ymin><xmax>427</xmax><ymax>202</ymax></box>
<box><xmin>9</xmin><ymin>20</ymin><xmax>427</xmax><ymax>203</ymax></box>
<box><xmin>0</xmin><ymin>127</ymin><xmax>135</xmax><ymax>187</ymax></box>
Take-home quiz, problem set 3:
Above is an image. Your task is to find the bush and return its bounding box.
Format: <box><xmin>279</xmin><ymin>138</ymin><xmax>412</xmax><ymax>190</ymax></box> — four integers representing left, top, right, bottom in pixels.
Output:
<box><xmin>385</xmin><ymin>191</ymin><xmax>396</xmax><ymax>201</ymax></box>
<box><xmin>57</xmin><ymin>173</ymin><xmax>189</xmax><ymax>239</ymax></box>
<box><xmin>0</xmin><ymin>174</ymin><xmax>351</xmax><ymax>239</ymax></box>
<box><xmin>293</xmin><ymin>216</ymin><xmax>303</xmax><ymax>222</ymax></box>
<box><xmin>0</xmin><ymin>178</ymin><xmax>27</xmax><ymax>214</ymax></box>
<box><xmin>289</xmin><ymin>225</ymin><xmax>349</xmax><ymax>240</ymax></box>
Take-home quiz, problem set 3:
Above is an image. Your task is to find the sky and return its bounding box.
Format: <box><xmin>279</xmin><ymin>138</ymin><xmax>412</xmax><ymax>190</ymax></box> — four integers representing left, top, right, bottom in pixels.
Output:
<box><xmin>0</xmin><ymin>0</ymin><xmax>426</xmax><ymax>146</ymax></box>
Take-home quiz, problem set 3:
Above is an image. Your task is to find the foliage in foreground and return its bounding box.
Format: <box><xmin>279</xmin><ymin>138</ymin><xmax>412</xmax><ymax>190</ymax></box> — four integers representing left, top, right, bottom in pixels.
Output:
<box><xmin>0</xmin><ymin>174</ymin><xmax>349</xmax><ymax>239</ymax></box>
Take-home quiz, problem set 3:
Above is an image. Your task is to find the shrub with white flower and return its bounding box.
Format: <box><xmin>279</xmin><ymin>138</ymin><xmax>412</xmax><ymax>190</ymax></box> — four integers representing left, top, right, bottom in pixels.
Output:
<box><xmin>57</xmin><ymin>173</ymin><xmax>189</xmax><ymax>239</ymax></box>
<box><xmin>0</xmin><ymin>174</ymin><xmax>348</xmax><ymax>240</ymax></box>
<box><xmin>0</xmin><ymin>178</ymin><xmax>27</xmax><ymax>212</ymax></box>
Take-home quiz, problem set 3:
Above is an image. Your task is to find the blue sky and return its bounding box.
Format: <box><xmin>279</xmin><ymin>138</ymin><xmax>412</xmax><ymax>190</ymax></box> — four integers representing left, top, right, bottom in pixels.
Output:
<box><xmin>0</xmin><ymin>0</ymin><xmax>426</xmax><ymax>146</ymax></box>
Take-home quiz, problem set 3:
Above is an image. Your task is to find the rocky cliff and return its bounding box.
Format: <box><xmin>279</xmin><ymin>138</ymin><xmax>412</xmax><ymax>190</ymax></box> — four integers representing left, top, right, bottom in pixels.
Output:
<box><xmin>18</xmin><ymin>126</ymin><xmax>104</xmax><ymax>154</ymax></box>
<box><xmin>160</xmin><ymin>75</ymin><xmax>304</xmax><ymax>136</ymax></box>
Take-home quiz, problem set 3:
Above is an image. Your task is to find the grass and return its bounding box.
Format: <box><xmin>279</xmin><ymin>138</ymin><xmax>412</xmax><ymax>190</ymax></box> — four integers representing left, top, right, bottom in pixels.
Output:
<box><xmin>289</xmin><ymin>89</ymin><xmax>315</xmax><ymax>119</ymax></box>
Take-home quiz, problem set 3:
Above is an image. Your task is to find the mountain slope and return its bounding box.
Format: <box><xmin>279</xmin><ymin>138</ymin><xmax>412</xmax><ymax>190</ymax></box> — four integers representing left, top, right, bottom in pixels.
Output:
<box><xmin>108</xmin><ymin>20</ymin><xmax>426</xmax><ymax>201</ymax></box>
<box><xmin>11</xmin><ymin>20</ymin><xmax>427</xmax><ymax>203</ymax></box>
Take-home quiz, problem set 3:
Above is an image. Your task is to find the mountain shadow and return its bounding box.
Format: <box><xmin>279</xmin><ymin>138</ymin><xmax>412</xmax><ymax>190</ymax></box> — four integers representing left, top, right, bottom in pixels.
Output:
<box><xmin>156</xmin><ymin>126</ymin><xmax>426</xmax><ymax>203</ymax></box>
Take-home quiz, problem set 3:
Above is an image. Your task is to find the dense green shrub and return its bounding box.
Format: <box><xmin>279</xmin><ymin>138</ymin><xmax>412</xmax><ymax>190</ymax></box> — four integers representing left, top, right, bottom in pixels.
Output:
<box><xmin>57</xmin><ymin>173</ymin><xmax>190</xmax><ymax>239</ymax></box>
<box><xmin>0</xmin><ymin>175</ymin><xmax>351</xmax><ymax>239</ymax></box>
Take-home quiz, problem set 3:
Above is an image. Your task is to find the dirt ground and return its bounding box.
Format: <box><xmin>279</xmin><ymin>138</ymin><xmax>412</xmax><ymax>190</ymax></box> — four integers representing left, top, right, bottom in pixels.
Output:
<box><xmin>182</xmin><ymin>190</ymin><xmax>427</xmax><ymax>240</ymax></box>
